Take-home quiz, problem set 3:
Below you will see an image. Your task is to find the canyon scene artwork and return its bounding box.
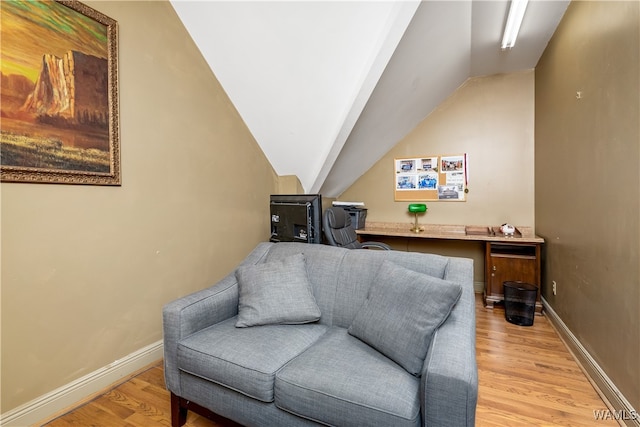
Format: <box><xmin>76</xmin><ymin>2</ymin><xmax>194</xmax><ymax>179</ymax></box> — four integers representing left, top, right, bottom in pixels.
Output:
<box><xmin>0</xmin><ymin>0</ymin><xmax>119</xmax><ymax>185</ymax></box>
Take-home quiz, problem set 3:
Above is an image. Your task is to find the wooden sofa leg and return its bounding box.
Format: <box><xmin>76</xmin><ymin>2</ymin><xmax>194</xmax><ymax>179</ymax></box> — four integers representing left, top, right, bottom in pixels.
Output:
<box><xmin>171</xmin><ymin>392</ymin><xmax>188</xmax><ymax>427</ymax></box>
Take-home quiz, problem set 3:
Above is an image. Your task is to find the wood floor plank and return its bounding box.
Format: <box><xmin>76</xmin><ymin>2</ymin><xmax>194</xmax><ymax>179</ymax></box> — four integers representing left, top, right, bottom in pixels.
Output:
<box><xmin>41</xmin><ymin>294</ymin><xmax>618</xmax><ymax>427</ymax></box>
<box><xmin>41</xmin><ymin>418</ymin><xmax>76</xmax><ymax>427</ymax></box>
<box><xmin>89</xmin><ymin>393</ymin><xmax>137</xmax><ymax>420</ymax></box>
<box><xmin>475</xmin><ymin>294</ymin><xmax>617</xmax><ymax>426</ymax></box>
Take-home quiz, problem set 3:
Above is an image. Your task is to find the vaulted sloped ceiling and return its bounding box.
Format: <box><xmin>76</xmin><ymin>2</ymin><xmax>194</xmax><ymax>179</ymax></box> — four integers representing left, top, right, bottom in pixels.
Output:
<box><xmin>170</xmin><ymin>0</ymin><xmax>569</xmax><ymax>198</ymax></box>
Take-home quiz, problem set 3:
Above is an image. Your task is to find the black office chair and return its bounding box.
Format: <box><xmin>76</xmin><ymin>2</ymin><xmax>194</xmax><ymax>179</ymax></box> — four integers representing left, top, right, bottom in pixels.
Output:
<box><xmin>323</xmin><ymin>207</ymin><xmax>390</xmax><ymax>250</ymax></box>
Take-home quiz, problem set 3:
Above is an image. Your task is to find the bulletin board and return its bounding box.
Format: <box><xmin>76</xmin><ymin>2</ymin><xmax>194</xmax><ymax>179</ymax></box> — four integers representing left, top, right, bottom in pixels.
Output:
<box><xmin>394</xmin><ymin>153</ymin><xmax>468</xmax><ymax>201</ymax></box>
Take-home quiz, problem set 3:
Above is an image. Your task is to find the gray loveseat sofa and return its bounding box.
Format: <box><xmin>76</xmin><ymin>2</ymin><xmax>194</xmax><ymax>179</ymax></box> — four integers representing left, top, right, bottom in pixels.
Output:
<box><xmin>163</xmin><ymin>242</ymin><xmax>477</xmax><ymax>427</ymax></box>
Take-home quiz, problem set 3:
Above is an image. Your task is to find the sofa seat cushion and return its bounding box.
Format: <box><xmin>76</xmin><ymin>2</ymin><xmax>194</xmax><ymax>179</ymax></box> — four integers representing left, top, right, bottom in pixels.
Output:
<box><xmin>275</xmin><ymin>328</ymin><xmax>420</xmax><ymax>427</ymax></box>
<box><xmin>178</xmin><ymin>317</ymin><xmax>329</xmax><ymax>402</ymax></box>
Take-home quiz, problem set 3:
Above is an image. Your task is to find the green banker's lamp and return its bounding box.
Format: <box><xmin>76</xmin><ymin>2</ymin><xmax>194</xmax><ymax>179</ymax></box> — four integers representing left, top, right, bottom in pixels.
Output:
<box><xmin>408</xmin><ymin>203</ymin><xmax>427</xmax><ymax>233</ymax></box>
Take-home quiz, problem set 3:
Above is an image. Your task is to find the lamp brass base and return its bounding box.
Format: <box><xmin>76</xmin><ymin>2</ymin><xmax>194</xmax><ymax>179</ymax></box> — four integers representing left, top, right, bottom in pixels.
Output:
<box><xmin>410</xmin><ymin>214</ymin><xmax>424</xmax><ymax>233</ymax></box>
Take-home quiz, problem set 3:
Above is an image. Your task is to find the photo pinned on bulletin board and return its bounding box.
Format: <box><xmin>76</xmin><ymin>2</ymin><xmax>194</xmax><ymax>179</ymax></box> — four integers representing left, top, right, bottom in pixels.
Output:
<box><xmin>394</xmin><ymin>153</ymin><xmax>467</xmax><ymax>201</ymax></box>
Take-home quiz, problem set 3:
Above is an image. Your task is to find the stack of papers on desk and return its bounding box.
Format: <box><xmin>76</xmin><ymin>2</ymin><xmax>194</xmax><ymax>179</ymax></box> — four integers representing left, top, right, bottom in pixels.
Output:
<box><xmin>332</xmin><ymin>201</ymin><xmax>365</xmax><ymax>208</ymax></box>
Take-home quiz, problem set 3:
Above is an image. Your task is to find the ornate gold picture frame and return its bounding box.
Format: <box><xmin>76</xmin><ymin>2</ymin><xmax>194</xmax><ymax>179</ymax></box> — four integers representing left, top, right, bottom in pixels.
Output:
<box><xmin>0</xmin><ymin>0</ymin><xmax>120</xmax><ymax>185</ymax></box>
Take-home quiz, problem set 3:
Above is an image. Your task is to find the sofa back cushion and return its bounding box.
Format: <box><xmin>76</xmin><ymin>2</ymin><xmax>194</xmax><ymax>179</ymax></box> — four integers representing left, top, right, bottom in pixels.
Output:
<box><xmin>263</xmin><ymin>243</ymin><xmax>348</xmax><ymax>326</ymax></box>
<box><xmin>331</xmin><ymin>249</ymin><xmax>450</xmax><ymax>328</ymax></box>
<box><xmin>260</xmin><ymin>243</ymin><xmax>451</xmax><ymax>329</ymax></box>
<box><xmin>235</xmin><ymin>253</ymin><xmax>321</xmax><ymax>327</ymax></box>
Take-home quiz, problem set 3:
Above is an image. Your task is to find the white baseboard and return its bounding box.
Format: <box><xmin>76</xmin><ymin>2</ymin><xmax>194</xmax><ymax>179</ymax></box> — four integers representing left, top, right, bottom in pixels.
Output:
<box><xmin>542</xmin><ymin>298</ymin><xmax>639</xmax><ymax>427</ymax></box>
<box><xmin>473</xmin><ymin>281</ymin><xmax>485</xmax><ymax>294</ymax></box>
<box><xmin>0</xmin><ymin>340</ymin><xmax>164</xmax><ymax>427</ymax></box>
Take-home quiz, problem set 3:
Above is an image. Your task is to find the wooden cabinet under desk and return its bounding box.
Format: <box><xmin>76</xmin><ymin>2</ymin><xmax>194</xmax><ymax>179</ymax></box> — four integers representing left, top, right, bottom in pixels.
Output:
<box><xmin>355</xmin><ymin>223</ymin><xmax>544</xmax><ymax>314</ymax></box>
<box><xmin>484</xmin><ymin>242</ymin><xmax>543</xmax><ymax>314</ymax></box>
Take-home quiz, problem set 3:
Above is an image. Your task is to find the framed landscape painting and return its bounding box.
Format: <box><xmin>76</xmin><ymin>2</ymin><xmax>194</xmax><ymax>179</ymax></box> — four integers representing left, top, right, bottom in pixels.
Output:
<box><xmin>0</xmin><ymin>0</ymin><xmax>120</xmax><ymax>185</ymax></box>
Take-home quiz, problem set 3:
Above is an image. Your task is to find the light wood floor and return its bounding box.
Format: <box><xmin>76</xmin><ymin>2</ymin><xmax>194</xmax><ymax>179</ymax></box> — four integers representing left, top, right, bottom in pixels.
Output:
<box><xmin>474</xmin><ymin>295</ymin><xmax>617</xmax><ymax>426</ymax></box>
<box><xmin>42</xmin><ymin>294</ymin><xmax>617</xmax><ymax>427</ymax></box>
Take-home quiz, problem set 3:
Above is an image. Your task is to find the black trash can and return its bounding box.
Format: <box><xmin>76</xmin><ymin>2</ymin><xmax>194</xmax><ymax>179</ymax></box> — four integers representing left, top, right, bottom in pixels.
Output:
<box><xmin>503</xmin><ymin>281</ymin><xmax>537</xmax><ymax>326</ymax></box>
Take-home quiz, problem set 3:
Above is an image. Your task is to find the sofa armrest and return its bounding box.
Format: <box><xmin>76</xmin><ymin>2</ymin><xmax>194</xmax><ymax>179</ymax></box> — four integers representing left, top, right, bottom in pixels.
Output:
<box><xmin>420</xmin><ymin>257</ymin><xmax>478</xmax><ymax>427</ymax></box>
<box><xmin>163</xmin><ymin>274</ymin><xmax>239</xmax><ymax>395</ymax></box>
<box><xmin>163</xmin><ymin>242</ymin><xmax>274</xmax><ymax>395</ymax></box>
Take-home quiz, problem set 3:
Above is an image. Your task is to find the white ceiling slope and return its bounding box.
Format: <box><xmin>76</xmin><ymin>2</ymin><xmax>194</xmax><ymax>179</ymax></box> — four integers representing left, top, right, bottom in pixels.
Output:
<box><xmin>170</xmin><ymin>0</ymin><xmax>569</xmax><ymax>198</ymax></box>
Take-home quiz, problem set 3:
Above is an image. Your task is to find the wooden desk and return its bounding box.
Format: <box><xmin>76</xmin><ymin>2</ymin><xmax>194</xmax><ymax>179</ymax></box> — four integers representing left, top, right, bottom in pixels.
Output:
<box><xmin>356</xmin><ymin>222</ymin><xmax>544</xmax><ymax>313</ymax></box>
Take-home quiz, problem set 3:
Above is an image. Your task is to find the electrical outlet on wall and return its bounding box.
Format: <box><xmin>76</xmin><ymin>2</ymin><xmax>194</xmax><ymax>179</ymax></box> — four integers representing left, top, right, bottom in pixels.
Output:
<box><xmin>552</xmin><ymin>280</ymin><xmax>557</xmax><ymax>295</ymax></box>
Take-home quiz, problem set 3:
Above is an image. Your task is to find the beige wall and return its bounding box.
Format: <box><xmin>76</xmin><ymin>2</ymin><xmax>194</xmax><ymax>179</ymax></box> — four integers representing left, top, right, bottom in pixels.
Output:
<box><xmin>535</xmin><ymin>0</ymin><xmax>639</xmax><ymax>411</ymax></box>
<box><xmin>276</xmin><ymin>175</ymin><xmax>304</xmax><ymax>194</ymax></box>
<box><xmin>341</xmin><ymin>71</ymin><xmax>535</xmax><ymax>226</ymax></box>
<box><xmin>340</xmin><ymin>71</ymin><xmax>535</xmax><ymax>282</ymax></box>
<box><xmin>1</xmin><ymin>1</ymin><xmax>278</xmax><ymax>412</ymax></box>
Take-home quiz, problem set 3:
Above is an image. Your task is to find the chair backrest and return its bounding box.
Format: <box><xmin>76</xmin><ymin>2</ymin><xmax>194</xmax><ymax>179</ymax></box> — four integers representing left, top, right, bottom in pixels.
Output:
<box><xmin>323</xmin><ymin>207</ymin><xmax>363</xmax><ymax>249</ymax></box>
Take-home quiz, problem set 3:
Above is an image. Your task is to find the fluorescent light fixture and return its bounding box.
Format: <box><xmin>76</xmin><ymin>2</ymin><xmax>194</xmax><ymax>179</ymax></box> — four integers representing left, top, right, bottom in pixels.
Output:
<box><xmin>501</xmin><ymin>0</ymin><xmax>529</xmax><ymax>49</ymax></box>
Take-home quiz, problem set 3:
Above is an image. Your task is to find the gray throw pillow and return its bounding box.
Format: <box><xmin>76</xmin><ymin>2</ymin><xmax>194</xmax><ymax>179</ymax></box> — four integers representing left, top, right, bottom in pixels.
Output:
<box><xmin>235</xmin><ymin>253</ymin><xmax>321</xmax><ymax>327</ymax></box>
<box><xmin>347</xmin><ymin>260</ymin><xmax>462</xmax><ymax>375</ymax></box>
